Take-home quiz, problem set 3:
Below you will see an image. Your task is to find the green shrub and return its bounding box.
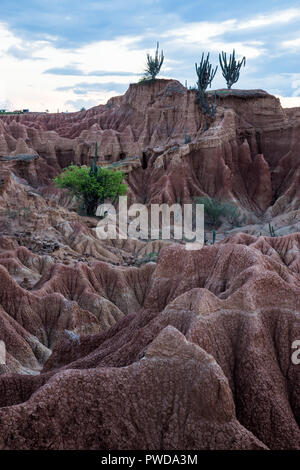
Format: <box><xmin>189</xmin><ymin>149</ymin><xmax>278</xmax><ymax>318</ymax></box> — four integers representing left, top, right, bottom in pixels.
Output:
<box><xmin>54</xmin><ymin>164</ymin><xmax>127</xmax><ymax>216</ymax></box>
<box><xmin>137</xmin><ymin>77</ymin><xmax>155</xmax><ymax>85</ymax></box>
<box><xmin>221</xmin><ymin>201</ymin><xmax>245</xmax><ymax>226</ymax></box>
<box><xmin>194</xmin><ymin>197</ymin><xmax>224</xmax><ymax>227</ymax></box>
<box><xmin>194</xmin><ymin>196</ymin><xmax>243</xmax><ymax>228</ymax></box>
<box><xmin>136</xmin><ymin>252</ymin><xmax>158</xmax><ymax>266</ymax></box>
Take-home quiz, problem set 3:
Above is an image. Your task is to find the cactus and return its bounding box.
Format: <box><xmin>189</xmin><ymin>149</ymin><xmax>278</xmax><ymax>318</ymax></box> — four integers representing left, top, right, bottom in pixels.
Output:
<box><xmin>197</xmin><ymin>90</ymin><xmax>217</xmax><ymax>119</ymax></box>
<box><xmin>195</xmin><ymin>53</ymin><xmax>218</xmax><ymax>121</ymax></box>
<box><xmin>219</xmin><ymin>49</ymin><xmax>246</xmax><ymax>89</ymax></box>
<box><xmin>94</xmin><ymin>142</ymin><xmax>99</xmax><ymax>172</ymax></box>
<box><xmin>145</xmin><ymin>42</ymin><xmax>164</xmax><ymax>80</ymax></box>
<box><xmin>90</xmin><ymin>142</ymin><xmax>101</xmax><ymax>176</ymax></box>
<box><xmin>212</xmin><ymin>229</ymin><xmax>216</xmax><ymax>245</ymax></box>
<box><xmin>195</xmin><ymin>53</ymin><xmax>218</xmax><ymax>94</ymax></box>
<box><xmin>268</xmin><ymin>222</ymin><xmax>276</xmax><ymax>237</ymax></box>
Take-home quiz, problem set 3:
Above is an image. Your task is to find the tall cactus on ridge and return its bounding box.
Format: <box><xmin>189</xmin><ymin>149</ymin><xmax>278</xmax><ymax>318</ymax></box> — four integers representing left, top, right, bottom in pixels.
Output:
<box><xmin>195</xmin><ymin>53</ymin><xmax>218</xmax><ymax>94</ymax></box>
<box><xmin>195</xmin><ymin>53</ymin><xmax>218</xmax><ymax>123</ymax></box>
<box><xmin>145</xmin><ymin>42</ymin><xmax>164</xmax><ymax>80</ymax></box>
<box><xmin>219</xmin><ymin>49</ymin><xmax>246</xmax><ymax>89</ymax></box>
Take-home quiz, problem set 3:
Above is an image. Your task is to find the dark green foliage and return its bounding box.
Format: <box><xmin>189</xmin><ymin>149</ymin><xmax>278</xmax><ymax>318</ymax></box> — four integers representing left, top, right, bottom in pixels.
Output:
<box><xmin>195</xmin><ymin>196</ymin><xmax>243</xmax><ymax>228</ymax></box>
<box><xmin>136</xmin><ymin>252</ymin><xmax>159</xmax><ymax>266</ymax></box>
<box><xmin>195</xmin><ymin>197</ymin><xmax>225</xmax><ymax>227</ymax></box>
<box><xmin>219</xmin><ymin>49</ymin><xmax>246</xmax><ymax>89</ymax></box>
<box><xmin>145</xmin><ymin>42</ymin><xmax>164</xmax><ymax>80</ymax></box>
<box><xmin>195</xmin><ymin>53</ymin><xmax>218</xmax><ymax>121</ymax></box>
<box><xmin>90</xmin><ymin>142</ymin><xmax>99</xmax><ymax>177</ymax></box>
<box><xmin>137</xmin><ymin>77</ymin><xmax>155</xmax><ymax>85</ymax></box>
<box><xmin>197</xmin><ymin>90</ymin><xmax>217</xmax><ymax>118</ymax></box>
<box><xmin>221</xmin><ymin>201</ymin><xmax>245</xmax><ymax>226</ymax></box>
<box><xmin>195</xmin><ymin>53</ymin><xmax>218</xmax><ymax>93</ymax></box>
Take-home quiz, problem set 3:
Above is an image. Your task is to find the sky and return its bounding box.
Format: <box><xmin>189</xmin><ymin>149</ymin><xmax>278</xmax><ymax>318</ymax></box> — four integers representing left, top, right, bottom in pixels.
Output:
<box><xmin>0</xmin><ymin>1</ymin><xmax>300</xmax><ymax>112</ymax></box>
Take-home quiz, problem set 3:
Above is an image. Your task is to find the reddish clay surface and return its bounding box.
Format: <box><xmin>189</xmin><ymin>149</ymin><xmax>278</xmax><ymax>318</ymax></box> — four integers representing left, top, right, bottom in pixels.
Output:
<box><xmin>0</xmin><ymin>81</ymin><xmax>299</xmax><ymax>449</ymax></box>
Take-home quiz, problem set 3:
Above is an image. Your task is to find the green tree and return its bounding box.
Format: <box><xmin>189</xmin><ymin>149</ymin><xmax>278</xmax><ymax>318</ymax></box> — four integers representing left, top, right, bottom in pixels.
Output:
<box><xmin>145</xmin><ymin>42</ymin><xmax>164</xmax><ymax>80</ymax></box>
<box><xmin>54</xmin><ymin>165</ymin><xmax>127</xmax><ymax>216</ymax></box>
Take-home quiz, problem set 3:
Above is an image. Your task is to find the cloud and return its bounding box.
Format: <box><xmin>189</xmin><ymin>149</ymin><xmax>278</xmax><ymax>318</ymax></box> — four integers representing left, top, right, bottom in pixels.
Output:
<box><xmin>238</xmin><ymin>8</ymin><xmax>300</xmax><ymax>30</ymax></box>
<box><xmin>281</xmin><ymin>37</ymin><xmax>300</xmax><ymax>51</ymax></box>
<box><xmin>0</xmin><ymin>98</ymin><xmax>12</xmax><ymax>110</ymax></box>
<box><xmin>65</xmin><ymin>98</ymin><xmax>99</xmax><ymax>111</ymax></box>
<box><xmin>56</xmin><ymin>82</ymin><xmax>128</xmax><ymax>95</ymax></box>
<box><xmin>6</xmin><ymin>45</ymin><xmax>45</xmax><ymax>61</ymax></box>
<box><xmin>161</xmin><ymin>7</ymin><xmax>300</xmax><ymax>60</ymax></box>
<box><xmin>44</xmin><ymin>66</ymin><xmax>141</xmax><ymax>77</ymax></box>
<box><xmin>0</xmin><ymin>0</ymin><xmax>181</xmax><ymax>49</ymax></box>
<box><xmin>44</xmin><ymin>66</ymin><xmax>84</xmax><ymax>76</ymax></box>
<box><xmin>1</xmin><ymin>4</ymin><xmax>300</xmax><ymax>112</ymax></box>
<box><xmin>0</xmin><ymin>22</ymin><xmax>145</xmax><ymax>111</ymax></box>
<box><xmin>162</xmin><ymin>20</ymin><xmax>266</xmax><ymax>59</ymax></box>
<box><xmin>276</xmin><ymin>95</ymin><xmax>300</xmax><ymax>108</ymax></box>
<box><xmin>88</xmin><ymin>70</ymin><xmax>141</xmax><ymax>77</ymax></box>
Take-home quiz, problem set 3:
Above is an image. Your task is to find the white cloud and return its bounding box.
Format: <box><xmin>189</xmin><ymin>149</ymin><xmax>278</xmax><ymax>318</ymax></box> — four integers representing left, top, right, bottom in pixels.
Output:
<box><xmin>238</xmin><ymin>8</ymin><xmax>300</xmax><ymax>30</ymax></box>
<box><xmin>163</xmin><ymin>7</ymin><xmax>300</xmax><ymax>60</ymax></box>
<box><xmin>276</xmin><ymin>95</ymin><xmax>300</xmax><ymax>108</ymax></box>
<box><xmin>281</xmin><ymin>37</ymin><xmax>300</xmax><ymax>51</ymax></box>
<box><xmin>1</xmin><ymin>6</ymin><xmax>300</xmax><ymax>112</ymax></box>
<box><xmin>0</xmin><ymin>22</ymin><xmax>147</xmax><ymax>111</ymax></box>
<box><xmin>163</xmin><ymin>19</ymin><xmax>236</xmax><ymax>43</ymax></box>
<box><xmin>163</xmin><ymin>20</ymin><xmax>265</xmax><ymax>59</ymax></box>
<box><xmin>65</xmin><ymin>98</ymin><xmax>98</xmax><ymax>110</ymax></box>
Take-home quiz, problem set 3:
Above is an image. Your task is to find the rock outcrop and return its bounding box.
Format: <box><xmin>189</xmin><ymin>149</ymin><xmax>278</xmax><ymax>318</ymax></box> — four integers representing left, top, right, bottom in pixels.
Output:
<box><xmin>0</xmin><ymin>236</ymin><xmax>299</xmax><ymax>449</ymax></box>
<box><xmin>0</xmin><ymin>81</ymin><xmax>299</xmax><ymax>450</ymax></box>
<box><xmin>0</xmin><ymin>81</ymin><xmax>299</xmax><ymax>219</ymax></box>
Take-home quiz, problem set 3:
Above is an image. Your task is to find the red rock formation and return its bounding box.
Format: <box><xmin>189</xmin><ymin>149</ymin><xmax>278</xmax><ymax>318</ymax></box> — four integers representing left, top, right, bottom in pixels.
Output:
<box><xmin>1</xmin><ymin>80</ymin><xmax>299</xmax><ymax>217</ymax></box>
<box><xmin>0</xmin><ymin>236</ymin><xmax>298</xmax><ymax>449</ymax></box>
<box><xmin>0</xmin><ymin>81</ymin><xmax>299</xmax><ymax>450</ymax></box>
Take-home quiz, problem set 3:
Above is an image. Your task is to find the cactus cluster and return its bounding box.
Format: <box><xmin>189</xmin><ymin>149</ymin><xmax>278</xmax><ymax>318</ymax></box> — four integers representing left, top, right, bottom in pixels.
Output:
<box><xmin>219</xmin><ymin>49</ymin><xmax>246</xmax><ymax>89</ymax></box>
<box><xmin>195</xmin><ymin>53</ymin><xmax>218</xmax><ymax>94</ymax></box>
<box><xmin>145</xmin><ymin>42</ymin><xmax>164</xmax><ymax>81</ymax></box>
<box><xmin>193</xmin><ymin>49</ymin><xmax>246</xmax><ymax>120</ymax></box>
